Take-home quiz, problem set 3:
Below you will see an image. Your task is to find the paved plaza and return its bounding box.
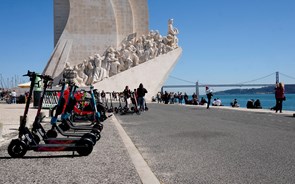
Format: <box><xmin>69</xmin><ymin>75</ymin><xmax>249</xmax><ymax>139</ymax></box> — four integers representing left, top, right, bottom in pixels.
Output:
<box><xmin>0</xmin><ymin>102</ymin><xmax>295</xmax><ymax>183</ymax></box>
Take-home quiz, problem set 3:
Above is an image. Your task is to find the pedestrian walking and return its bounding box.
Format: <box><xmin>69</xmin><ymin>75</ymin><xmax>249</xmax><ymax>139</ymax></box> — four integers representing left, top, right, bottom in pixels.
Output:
<box><xmin>11</xmin><ymin>90</ymin><xmax>17</xmax><ymax>104</ymax></box>
<box><xmin>275</xmin><ymin>82</ymin><xmax>285</xmax><ymax>113</ymax></box>
<box><xmin>205</xmin><ymin>86</ymin><xmax>213</xmax><ymax>109</ymax></box>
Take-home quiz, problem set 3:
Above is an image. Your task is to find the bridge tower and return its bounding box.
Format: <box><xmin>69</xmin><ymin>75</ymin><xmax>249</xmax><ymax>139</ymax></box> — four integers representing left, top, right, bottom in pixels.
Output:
<box><xmin>196</xmin><ymin>81</ymin><xmax>200</xmax><ymax>97</ymax></box>
<box><xmin>276</xmin><ymin>71</ymin><xmax>279</xmax><ymax>83</ymax></box>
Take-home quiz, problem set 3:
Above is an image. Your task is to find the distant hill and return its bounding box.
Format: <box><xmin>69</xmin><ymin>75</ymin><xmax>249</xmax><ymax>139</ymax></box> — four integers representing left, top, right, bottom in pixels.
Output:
<box><xmin>215</xmin><ymin>84</ymin><xmax>295</xmax><ymax>95</ymax></box>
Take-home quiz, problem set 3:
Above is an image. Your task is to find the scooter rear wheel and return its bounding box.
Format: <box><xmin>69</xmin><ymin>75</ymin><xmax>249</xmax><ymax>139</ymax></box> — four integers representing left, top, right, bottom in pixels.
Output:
<box><xmin>135</xmin><ymin>109</ymin><xmax>141</xmax><ymax>115</ymax></box>
<box><xmin>8</xmin><ymin>139</ymin><xmax>27</xmax><ymax>158</ymax></box>
<box><xmin>76</xmin><ymin>138</ymin><xmax>93</xmax><ymax>156</ymax></box>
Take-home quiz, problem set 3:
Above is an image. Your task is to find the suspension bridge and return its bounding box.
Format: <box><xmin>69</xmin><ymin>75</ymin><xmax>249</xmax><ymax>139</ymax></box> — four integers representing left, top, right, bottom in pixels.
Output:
<box><xmin>162</xmin><ymin>72</ymin><xmax>295</xmax><ymax>96</ymax></box>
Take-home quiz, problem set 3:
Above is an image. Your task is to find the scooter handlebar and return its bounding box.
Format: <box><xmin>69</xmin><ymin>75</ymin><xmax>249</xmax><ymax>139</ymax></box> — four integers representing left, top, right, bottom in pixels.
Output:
<box><xmin>23</xmin><ymin>70</ymin><xmax>35</xmax><ymax>77</ymax></box>
<box><xmin>23</xmin><ymin>71</ymin><xmax>53</xmax><ymax>81</ymax></box>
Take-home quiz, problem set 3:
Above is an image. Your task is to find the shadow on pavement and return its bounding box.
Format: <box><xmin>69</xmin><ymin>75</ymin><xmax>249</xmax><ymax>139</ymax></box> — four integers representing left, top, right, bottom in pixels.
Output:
<box><xmin>0</xmin><ymin>154</ymin><xmax>82</xmax><ymax>159</ymax></box>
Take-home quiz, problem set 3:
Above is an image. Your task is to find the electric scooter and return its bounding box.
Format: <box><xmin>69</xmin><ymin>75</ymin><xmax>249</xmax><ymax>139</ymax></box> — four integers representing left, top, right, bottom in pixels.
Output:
<box><xmin>51</xmin><ymin>89</ymin><xmax>107</xmax><ymax>123</ymax></box>
<box><xmin>120</xmin><ymin>92</ymin><xmax>140</xmax><ymax>115</ymax></box>
<box><xmin>107</xmin><ymin>92</ymin><xmax>114</xmax><ymax>113</ymax></box>
<box><xmin>45</xmin><ymin>76</ymin><xmax>100</xmax><ymax>141</ymax></box>
<box><xmin>114</xmin><ymin>93</ymin><xmax>123</xmax><ymax>114</ymax></box>
<box><xmin>30</xmin><ymin>74</ymin><xmax>97</xmax><ymax>145</ymax></box>
<box><xmin>57</xmin><ymin>84</ymin><xmax>104</xmax><ymax>133</ymax></box>
<box><xmin>7</xmin><ymin>71</ymin><xmax>94</xmax><ymax>158</ymax></box>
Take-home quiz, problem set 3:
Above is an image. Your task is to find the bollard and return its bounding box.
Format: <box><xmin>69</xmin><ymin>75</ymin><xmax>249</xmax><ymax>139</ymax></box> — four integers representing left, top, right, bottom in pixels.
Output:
<box><xmin>20</xmin><ymin>116</ymin><xmax>28</xmax><ymax>124</ymax></box>
<box><xmin>0</xmin><ymin>123</ymin><xmax>3</xmax><ymax>139</ymax></box>
<box><xmin>49</xmin><ymin>109</ymin><xmax>52</xmax><ymax>117</ymax></box>
<box><xmin>20</xmin><ymin>116</ymin><xmax>24</xmax><ymax>123</ymax></box>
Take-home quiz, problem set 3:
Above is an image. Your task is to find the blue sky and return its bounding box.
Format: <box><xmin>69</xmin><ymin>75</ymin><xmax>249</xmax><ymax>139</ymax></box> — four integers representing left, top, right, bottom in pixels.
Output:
<box><xmin>1</xmin><ymin>0</ymin><xmax>295</xmax><ymax>91</ymax></box>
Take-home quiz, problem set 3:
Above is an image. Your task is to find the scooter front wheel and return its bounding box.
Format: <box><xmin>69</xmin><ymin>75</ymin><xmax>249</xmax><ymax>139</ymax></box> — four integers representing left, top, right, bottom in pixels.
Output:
<box><xmin>93</xmin><ymin>123</ymin><xmax>103</xmax><ymax>131</ymax></box>
<box><xmin>90</xmin><ymin>130</ymin><xmax>101</xmax><ymax>141</ymax></box>
<box><xmin>76</xmin><ymin>138</ymin><xmax>93</xmax><ymax>156</ymax></box>
<box><xmin>8</xmin><ymin>139</ymin><xmax>27</xmax><ymax>158</ymax></box>
<box><xmin>82</xmin><ymin>133</ymin><xmax>97</xmax><ymax>145</ymax></box>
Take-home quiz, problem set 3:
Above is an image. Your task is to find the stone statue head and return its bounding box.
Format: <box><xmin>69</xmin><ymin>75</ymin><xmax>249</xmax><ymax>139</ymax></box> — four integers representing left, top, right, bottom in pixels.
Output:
<box><xmin>88</xmin><ymin>56</ymin><xmax>94</xmax><ymax>61</ymax></box>
<box><xmin>108</xmin><ymin>47</ymin><xmax>115</xmax><ymax>53</ymax></box>
<box><xmin>168</xmin><ymin>19</ymin><xmax>173</xmax><ymax>25</ymax></box>
<box><xmin>94</xmin><ymin>54</ymin><xmax>100</xmax><ymax>58</ymax></box>
<box><xmin>65</xmin><ymin>62</ymin><xmax>71</xmax><ymax>69</ymax></box>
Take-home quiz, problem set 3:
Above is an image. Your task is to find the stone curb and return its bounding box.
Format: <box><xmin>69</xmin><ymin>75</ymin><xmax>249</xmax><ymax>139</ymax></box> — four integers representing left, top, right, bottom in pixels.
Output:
<box><xmin>111</xmin><ymin>115</ymin><xmax>161</xmax><ymax>184</ymax></box>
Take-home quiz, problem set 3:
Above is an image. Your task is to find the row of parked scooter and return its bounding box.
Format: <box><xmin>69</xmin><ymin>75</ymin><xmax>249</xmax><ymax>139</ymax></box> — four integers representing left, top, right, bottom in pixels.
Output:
<box><xmin>104</xmin><ymin>92</ymin><xmax>142</xmax><ymax>115</ymax></box>
<box><xmin>98</xmin><ymin>90</ymin><xmax>148</xmax><ymax>116</ymax></box>
<box><xmin>8</xmin><ymin>71</ymin><xmax>108</xmax><ymax>158</ymax></box>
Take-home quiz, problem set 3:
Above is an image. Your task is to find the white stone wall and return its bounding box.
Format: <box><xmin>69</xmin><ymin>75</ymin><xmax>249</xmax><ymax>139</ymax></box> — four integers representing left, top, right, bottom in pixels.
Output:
<box><xmin>44</xmin><ymin>0</ymin><xmax>149</xmax><ymax>79</ymax></box>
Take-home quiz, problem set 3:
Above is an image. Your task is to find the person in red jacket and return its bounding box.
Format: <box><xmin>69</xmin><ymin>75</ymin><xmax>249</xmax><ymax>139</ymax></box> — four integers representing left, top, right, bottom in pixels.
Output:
<box><xmin>275</xmin><ymin>82</ymin><xmax>285</xmax><ymax>113</ymax></box>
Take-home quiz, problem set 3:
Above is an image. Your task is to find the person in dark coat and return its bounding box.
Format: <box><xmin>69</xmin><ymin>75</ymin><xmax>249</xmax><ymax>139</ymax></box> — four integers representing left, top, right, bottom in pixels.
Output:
<box><xmin>137</xmin><ymin>83</ymin><xmax>148</xmax><ymax>111</ymax></box>
<box><xmin>205</xmin><ymin>86</ymin><xmax>213</xmax><ymax>109</ymax></box>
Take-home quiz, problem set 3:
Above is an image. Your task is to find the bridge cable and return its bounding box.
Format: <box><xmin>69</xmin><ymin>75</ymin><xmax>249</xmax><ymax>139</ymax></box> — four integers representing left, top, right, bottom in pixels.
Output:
<box><xmin>169</xmin><ymin>72</ymin><xmax>279</xmax><ymax>87</ymax></box>
<box><xmin>169</xmin><ymin>75</ymin><xmax>196</xmax><ymax>84</ymax></box>
<box><xmin>279</xmin><ymin>72</ymin><xmax>295</xmax><ymax>81</ymax></box>
<box><xmin>237</xmin><ymin>72</ymin><xmax>276</xmax><ymax>85</ymax></box>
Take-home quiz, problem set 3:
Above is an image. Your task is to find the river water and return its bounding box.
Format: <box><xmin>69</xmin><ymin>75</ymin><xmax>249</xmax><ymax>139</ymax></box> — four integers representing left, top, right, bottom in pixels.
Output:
<box><xmin>197</xmin><ymin>94</ymin><xmax>295</xmax><ymax>111</ymax></box>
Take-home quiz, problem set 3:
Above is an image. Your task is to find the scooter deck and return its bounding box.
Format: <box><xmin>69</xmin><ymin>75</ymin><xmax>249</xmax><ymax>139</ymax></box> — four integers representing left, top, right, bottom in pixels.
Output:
<box><xmin>30</xmin><ymin>144</ymin><xmax>86</xmax><ymax>152</ymax></box>
<box><xmin>44</xmin><ymin>138</ymin><xmax>80</xmax><ymax>144</ymax></box>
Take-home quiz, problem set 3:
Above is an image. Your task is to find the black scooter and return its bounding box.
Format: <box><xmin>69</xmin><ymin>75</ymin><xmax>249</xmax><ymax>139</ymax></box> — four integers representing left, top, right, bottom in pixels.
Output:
<box><xmin>120</xmin><ymin>92</ymin><xmax>140</xmax><ymax>115</ymax></box>
<box><xmin>46</xmin><ymin>79</ymin><xmax>100</xmax><ymax>141</ymax></box>
<box><xmin>115</xmin><ymin>93</ymin><xmax>124</xmax><ymax>114</ymax></box>
<box><xmin>7</xmin><ymin>71</ymin><xmax>94</xmax><ymax>158</ymax></box>
<box><xmin>107</xmin><ymin>92</ymin><xmax>114</xmax><ymax>113</ymax></box>
<box><xmin>57</xmin><ymin>84</ymin><xmax>104</xmax><ymax>133</ymax></box>
<box><xmin>30</xmin><ymin>74</ymin><xmax>96</xmax><ymax>145</ymax></box>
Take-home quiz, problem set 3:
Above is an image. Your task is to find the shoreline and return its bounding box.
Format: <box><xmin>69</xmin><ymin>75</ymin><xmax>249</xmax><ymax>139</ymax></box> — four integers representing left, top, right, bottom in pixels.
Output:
<box><xmin>155</xmin><ymin>101</ymin><xmax>295</xmax><ymax>116</ymax></box>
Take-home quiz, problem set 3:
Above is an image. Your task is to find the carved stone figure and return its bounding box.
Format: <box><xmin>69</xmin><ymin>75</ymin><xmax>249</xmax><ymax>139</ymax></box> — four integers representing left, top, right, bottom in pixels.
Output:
<box><xmin>144</xmin><ymin>40</ymin><xmax>154</xmax><ymax>61</ymax></box>
<box><xmin>73</xmin><ymin>65</ymin><xmax>85</xmax><ymax>85</ymax></box>
<box><xmin>65</xmin><ymin>62</ymin><xmax>72</xmax><ymax>70</ymax></box>
<box><xmin>76</xmin><ymin>62</ymin><xmax>88</xmax><ymax>84</ymax></box>
<box><xmin>105</xmin><ymin>47</ymin><xmax>120</xmax><ymax>76</ymax></box>
<box><xmin>104</xmin><ymin>47</ymin><xmax>118</xmax><ymax>76</ymax></box>
<box><xmin>85</xmin><ymin>59</ymin><xmax>95</xmax><ymax>85</ymax></box>
<box><xmin>167</xmin><ymin>19</ymin><xmax>179</xmax><ymax>48</ymax></box>
<box><xmin>93</xmin><ymin>54</ymin><xmax>108</xmax><ymax>83</ymax></box>
<box><xmin>109</xmin><ymin>60</ymin><xmax>121</xmax><ymax>76</ymax></box>
<box><xmin>129</xmin><ymin>45</ymin><xmax>139</xmax><ymax>66</ymax></box>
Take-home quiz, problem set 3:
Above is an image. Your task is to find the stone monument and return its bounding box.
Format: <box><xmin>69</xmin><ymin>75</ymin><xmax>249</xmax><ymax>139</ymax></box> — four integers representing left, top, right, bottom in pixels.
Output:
<box><xmin>43</xmin><ymin>0</ymin><xmax>182</xmax><ymax>101</ymax></box>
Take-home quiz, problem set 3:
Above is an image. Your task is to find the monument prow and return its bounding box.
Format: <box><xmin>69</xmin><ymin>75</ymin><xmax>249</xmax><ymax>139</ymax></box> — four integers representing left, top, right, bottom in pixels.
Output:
<box><xmin>43</xmin><ymin>0</ymin><xmax>182</xmax><ymax>98</ymax></box>
<box><xmin>93</xmin><ymin>48</ymin><xmax>182</xmax><ymax>101</ymax></box>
